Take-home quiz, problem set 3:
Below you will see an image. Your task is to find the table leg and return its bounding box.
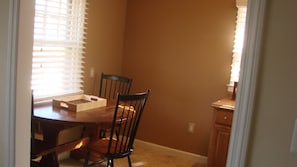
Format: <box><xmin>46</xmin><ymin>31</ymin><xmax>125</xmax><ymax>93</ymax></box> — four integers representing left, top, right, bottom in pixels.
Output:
<box><xmin>38</xmin><ymin>122</ymin><xmax>64</xmax><ymax>167</ymax></box>
<box><xmin>70</xmin><ymin>125</ymin><xmax>100</xmax><ymax>160</ymax></box>
<box><xmin>40</xmin><ymin>152</ymin><xmax>59</xmax><ymax>167</ymax></box>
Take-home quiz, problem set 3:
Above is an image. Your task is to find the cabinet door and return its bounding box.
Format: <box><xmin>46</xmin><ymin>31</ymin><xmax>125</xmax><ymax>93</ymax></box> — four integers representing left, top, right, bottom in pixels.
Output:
<box><xmin>208</xmin><ymin>124</ymin><xmax>231</xmax><ymax>167</ymax></box>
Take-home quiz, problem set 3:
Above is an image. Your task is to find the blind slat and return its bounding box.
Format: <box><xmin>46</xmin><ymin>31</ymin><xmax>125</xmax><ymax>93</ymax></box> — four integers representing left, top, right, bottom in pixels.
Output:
<box><xmin>32</xmin><ymin>0</ymin><xmax>88</xmax><ymax>100</ymax></box>
<box><xmin>229</xmin><ymin>6</ymin><xmax>247</xmax><ymax>85</ymax></box>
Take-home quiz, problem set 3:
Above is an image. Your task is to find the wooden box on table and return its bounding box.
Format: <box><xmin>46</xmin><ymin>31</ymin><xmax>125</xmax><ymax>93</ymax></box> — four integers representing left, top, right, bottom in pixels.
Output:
<box><xmin>53</xmin><ymin>94</ymin><xmax>107</xmax><ymax>112</ymax></box>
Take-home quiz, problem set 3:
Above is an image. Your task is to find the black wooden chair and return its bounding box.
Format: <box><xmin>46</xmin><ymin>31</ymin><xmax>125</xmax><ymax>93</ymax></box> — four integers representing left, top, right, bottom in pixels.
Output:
<box><xmin>99</xmin><ymin>73</ymin><xmax>132</xmax><ymax>100</ymax></box>
<box><xmin>83</xmin><ymin>90</ymin><xmax>150</xmax><ymax>167</ymax></box>
<box><xmin>99</xmin><ymin>73</ymin><xmax>133</xmax><ymax>138</ymax></box>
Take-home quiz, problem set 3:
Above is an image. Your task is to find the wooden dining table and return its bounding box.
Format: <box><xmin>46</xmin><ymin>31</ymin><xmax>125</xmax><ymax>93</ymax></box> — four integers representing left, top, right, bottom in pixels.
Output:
<box><xmin>32</xmin><ymin>99</ymin><xmax>116</xmax><ymax>167</ymax></box>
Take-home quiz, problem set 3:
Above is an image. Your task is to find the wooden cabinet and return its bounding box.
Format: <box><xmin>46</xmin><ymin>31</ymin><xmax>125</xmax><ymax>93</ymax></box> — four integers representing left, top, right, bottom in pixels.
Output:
<box><xmin>207</xmin><ymin>98</ymin><xmax>235</xmax><ymax>167</ymax></box>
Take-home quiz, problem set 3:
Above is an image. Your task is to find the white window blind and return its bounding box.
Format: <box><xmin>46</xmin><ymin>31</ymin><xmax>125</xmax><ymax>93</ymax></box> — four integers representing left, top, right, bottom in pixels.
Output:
<box><xmin>229</xmin><ymin>6</ymin><xmax>247</xmax><ymax>86</ymax></box>
<box><xmin>31</xmin><ymin>0</ymin><xmax>88</xmax><ymax>100</ymax></box>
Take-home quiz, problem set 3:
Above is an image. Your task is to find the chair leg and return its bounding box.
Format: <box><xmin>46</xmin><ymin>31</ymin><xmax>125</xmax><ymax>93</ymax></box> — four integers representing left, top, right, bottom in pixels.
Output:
<box><xmin>99</xmin><ymin>129</ymin><xmax>106</xmax><ymax>138</ymax></box>
<box><xmin>111</xmin><ymin>159</ymin><xmax>114</xmax><ymax>167</ymax></box>
<box><xmin>106</xmin><ymin>159</ymin><xmax>115</xmax><ymax>167</ymax></box>
<box><xmin>127</xmin><ymin>155</ymin><xmax>132</xmax><ymax>167</ymax></box>
<box><xmin>106</xmin><ymin>159</ymin><xmax>111</xmax><ymax>167</ymax></box>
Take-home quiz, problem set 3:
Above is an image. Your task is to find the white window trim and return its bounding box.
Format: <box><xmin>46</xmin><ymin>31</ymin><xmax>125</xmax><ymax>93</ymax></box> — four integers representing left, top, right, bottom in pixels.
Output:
<box><xmin>227</xmin><ymin>0</ymin><xmax>267</xmax><ymax>166</ymax></box>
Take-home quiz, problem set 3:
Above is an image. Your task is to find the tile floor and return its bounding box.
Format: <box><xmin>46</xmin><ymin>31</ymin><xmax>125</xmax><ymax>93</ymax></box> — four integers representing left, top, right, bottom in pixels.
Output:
<box><xmin>59</xmin><ymin>140</ymin><xmax>207</xmax><ymax>167</ymax></box>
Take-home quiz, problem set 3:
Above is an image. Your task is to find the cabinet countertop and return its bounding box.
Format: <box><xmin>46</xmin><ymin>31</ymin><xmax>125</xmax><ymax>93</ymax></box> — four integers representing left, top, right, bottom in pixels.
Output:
<box><xmin>211</xmin><ymin>98</ymin><xmax>235</xmax><ymax>111</ymax></box>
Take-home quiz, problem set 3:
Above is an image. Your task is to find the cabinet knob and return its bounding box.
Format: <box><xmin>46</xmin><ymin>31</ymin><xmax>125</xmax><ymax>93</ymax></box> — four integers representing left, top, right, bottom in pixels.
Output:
<box><xmin>224</xmin><ymin>116</ymin><xmax>228</xmax><ymax>120</ymax></box>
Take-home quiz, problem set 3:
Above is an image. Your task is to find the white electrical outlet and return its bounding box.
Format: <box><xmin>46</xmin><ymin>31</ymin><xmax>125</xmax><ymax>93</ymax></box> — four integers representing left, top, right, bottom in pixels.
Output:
<box><xmin>188</xmin><ymin>122</ymin><xmax>195</xmax><ymax>133</ymax></box>
<box><xmin>90</xmin><ymin>67</ymin><xmax>95</xmax><ymax>78</ymax></box>
<box><xmin>290</xmin><ymin>119</ymin><xmax>297</xmax><ymax>154</ymax></box>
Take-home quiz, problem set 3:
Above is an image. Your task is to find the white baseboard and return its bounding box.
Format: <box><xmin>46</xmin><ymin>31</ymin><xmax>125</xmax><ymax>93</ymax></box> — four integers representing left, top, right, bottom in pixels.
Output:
<box><xmin>134</xmin><ymin>139</ymin><xmax>207</xmax><ymax>164</ymax></box>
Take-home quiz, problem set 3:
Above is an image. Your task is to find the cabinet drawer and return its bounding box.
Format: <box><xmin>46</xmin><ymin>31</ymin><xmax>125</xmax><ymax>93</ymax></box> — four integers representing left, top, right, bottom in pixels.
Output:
<box><xmin>215</xmin><ymin>110</ymin><xmax>233</xmax><ymax>126</ymax></box>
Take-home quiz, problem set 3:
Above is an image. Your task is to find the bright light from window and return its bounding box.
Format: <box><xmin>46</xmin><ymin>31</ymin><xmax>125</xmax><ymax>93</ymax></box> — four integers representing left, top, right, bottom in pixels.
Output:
<box><xmin>230</xmin><ymin>6</ymin><xmax>247</xmax><ymax>86</ymax></box>
<box><xmin>32</xmin><ymin>0</ymin><xmax>88</xmax><ymax>100</ymax></box>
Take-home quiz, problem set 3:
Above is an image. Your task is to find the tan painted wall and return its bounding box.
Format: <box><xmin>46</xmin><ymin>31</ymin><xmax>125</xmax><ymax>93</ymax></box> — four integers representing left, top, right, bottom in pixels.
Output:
<box><xmin>83</xmin><ymin>0</ymin><xmax>127</xmax><ymax>95</ymax></box>
<box><xmin>246</xmin><ymin>0</ymin><xmax>297</xmax><ymax>166</ymax></box>
<box><xmin>122</xmin><ymin>0</ymin><xmax>236</xmax><ymax>155</ymax></box>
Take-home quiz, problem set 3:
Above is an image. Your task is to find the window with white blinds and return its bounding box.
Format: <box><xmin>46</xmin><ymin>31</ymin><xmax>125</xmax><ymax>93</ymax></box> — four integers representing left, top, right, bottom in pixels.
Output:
<box><xmin>229</xmin><ymin>6</ymin><xmax>247</xmax><ymax>87</ymax></box>
<box><xmin>31</xmin><ymin>0</ymin><xmax>88</xmax><ymax>100</ymax></box>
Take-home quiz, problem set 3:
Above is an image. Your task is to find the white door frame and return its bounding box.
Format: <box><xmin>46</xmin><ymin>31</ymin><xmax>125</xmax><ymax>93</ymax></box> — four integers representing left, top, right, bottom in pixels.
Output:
<box><xmin>2</xmin><ymin>0</ymin><xmax>19</xmax><ymax>166</ymax></box>
<box><xmin>227</xmin><ymin>0</ymin><xmax>267</xmax><ymax>166</ymax></box>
